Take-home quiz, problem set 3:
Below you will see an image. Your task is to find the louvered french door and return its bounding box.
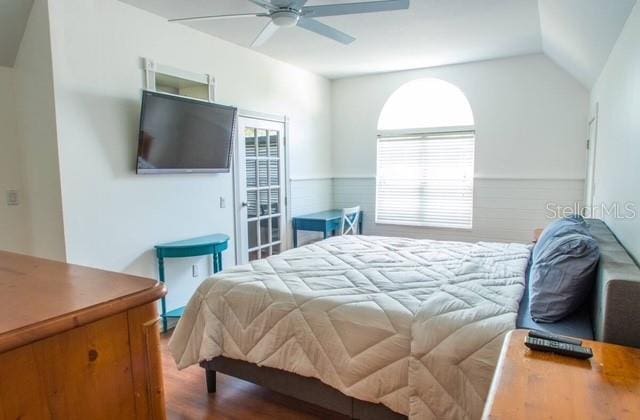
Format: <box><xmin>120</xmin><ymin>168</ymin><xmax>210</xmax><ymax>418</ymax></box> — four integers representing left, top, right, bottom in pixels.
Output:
<box><xmin>235</xmin><ymin>117</ymin><xmax>287</xmax><ymax>264</ymax></box>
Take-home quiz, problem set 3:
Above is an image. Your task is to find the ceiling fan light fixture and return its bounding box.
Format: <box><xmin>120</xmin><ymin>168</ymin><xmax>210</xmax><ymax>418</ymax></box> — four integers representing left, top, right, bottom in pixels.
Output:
<box><xmin>169</xmin><ymin>0</ymin><xmax>412</xmax><ymax>46</ymax></box>
<box><xmin>271</xmin><ymin>10</ymin><xmax>300</xmax><ymax>27</ymax></box>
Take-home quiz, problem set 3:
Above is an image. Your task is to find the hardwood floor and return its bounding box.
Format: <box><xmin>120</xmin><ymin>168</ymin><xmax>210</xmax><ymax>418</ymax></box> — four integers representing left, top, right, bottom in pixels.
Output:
<box><xmin>161</xmin><ymin>333</ymin><xmax>348</xmax><ymax>419</ymax></box>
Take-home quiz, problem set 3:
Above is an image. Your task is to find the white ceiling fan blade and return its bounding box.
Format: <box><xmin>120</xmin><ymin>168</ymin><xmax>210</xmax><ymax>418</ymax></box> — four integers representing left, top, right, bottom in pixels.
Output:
<box><xmin>252</xmin><ymin>21</ymin><xmax>280</xmax><ymax>47</ymax></box>
<box><xmin>169</xmin><ymin>13</ymin><xmax>267</xmax><ymax>23</ymax></box>
<box><xmin>248</xmin><ymin>0</ymin><xmax>278</xmax><ymax>11</ymax></box>
<box><xmin>302</xmin><ymin>0</ymin><xmax>409</xmax><ymax>18</ymax></box>
<box><xmin>297</xmin><ymin>18</ymin><xmax>355</xmax><ymax>45</ymax></box>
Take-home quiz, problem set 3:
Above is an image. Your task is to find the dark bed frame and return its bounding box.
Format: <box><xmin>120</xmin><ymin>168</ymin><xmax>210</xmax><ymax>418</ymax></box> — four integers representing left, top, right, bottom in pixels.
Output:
<box><xmin>201</xmin><ymin>357</ymin><xmax>406</xmax><ymax>419</ymax></box>
<box><xmin>199</xmin><ymin>219</ymin><xmax>640</xmax><ymax>419</ymax></box>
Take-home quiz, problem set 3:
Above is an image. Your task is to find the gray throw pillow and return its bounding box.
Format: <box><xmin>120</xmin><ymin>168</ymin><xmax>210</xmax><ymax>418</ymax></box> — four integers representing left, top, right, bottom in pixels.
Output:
<box><xmin>533</xmin><ymin>215</ymin><xmax>588</xmax><ymax>261</ymax></box>
<box><xmin>529</xmin><ymin>218</ymin><xmax>600</xmax><ymax>322</ymax></box>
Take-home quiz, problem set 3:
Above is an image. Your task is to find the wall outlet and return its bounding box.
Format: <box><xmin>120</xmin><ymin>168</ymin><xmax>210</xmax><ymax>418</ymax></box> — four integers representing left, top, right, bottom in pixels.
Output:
<box><xmin>6</xmin><ymin>190</ymin><xmax>19</xmax><ymax>206</ymax></box>
<box><xmin>192</xmin><ymin>264</ymin><xmax>199</xmax><ymax>278</ymax></box>
<box><xmin>219</xmin><ymin>196</ymin><xmax>226</xmax><ymax>208</ymax></box>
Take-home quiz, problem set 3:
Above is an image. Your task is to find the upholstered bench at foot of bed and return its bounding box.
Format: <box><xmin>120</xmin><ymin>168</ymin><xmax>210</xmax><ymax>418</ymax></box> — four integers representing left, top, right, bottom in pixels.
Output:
<box><xmin>519</xmin><ymin>219</ymin><xmax>640</xmax><ymax>348</ymax></box>
<box><xmin>587</xmin><ymin>219</ymin><xmax>640</xmax><ymax>348</ymax></box>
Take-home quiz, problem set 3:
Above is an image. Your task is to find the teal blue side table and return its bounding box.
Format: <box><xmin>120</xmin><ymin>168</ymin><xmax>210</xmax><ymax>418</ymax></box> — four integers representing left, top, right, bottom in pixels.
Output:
<box><xmin>155</xmin><ymin>234</ymin><xmax>230</xmax><ymax>332</ymax></box>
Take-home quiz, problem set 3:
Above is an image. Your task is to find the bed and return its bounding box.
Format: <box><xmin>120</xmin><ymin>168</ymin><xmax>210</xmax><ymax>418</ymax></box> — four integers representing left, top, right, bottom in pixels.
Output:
<box><xmin>169</xmin><ymin>219</ymin><xmax>640</xmax><ymax>420</ymax></box>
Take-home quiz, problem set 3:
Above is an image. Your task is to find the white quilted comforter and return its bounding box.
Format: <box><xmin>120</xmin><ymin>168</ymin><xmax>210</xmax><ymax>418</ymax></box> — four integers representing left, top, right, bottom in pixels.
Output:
<box><xmin>169</xmin><ymin>235</ymin><xmax>531</xmax><ymax>419</ymax></box>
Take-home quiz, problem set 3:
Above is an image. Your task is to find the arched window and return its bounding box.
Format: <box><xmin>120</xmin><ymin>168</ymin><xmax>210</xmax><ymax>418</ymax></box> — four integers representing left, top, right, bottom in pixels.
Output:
<box><xmin>376</xmin><ymin>78</ymin><xmax>475</xmax><ymax>229</ymax></box>
<box><xmin>378</xmin><ymin>78</ymin><xmax>474</xmax><ymax>130</ymax></box>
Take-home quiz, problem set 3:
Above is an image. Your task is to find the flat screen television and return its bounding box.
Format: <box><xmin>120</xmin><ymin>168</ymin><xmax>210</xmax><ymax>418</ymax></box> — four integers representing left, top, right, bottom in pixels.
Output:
<box><xmin>136</xmin><ymin>90</ymin><xmax>237</xmax><ymax>174</ymax></box>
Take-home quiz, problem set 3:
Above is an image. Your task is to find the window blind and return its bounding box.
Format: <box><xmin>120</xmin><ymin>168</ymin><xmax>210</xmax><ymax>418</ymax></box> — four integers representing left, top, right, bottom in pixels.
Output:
<box><xmin>376</xmin><ymin>131</ymin><xmax>475</xmax><ymax>229</ymax></box>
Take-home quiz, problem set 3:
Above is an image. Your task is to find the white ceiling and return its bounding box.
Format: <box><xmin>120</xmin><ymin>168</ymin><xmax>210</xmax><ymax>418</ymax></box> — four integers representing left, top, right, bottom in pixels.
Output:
<box><xmin>0</xmin><ymin>0</ymin><xmax>34</xmax><ymax>67</ymax></box>
<box><xmin>0</xmin><ymin>0</ymin><xmax>635</xmax><ymax>86</ymax></box>
<box><xmin>539</xmin><ymin>0</ymin><xmax>636</xmax><ymax>87</ymax></box>
<box><xmin>122</xmin><ymin>0</ymin><xmax>544</xmax><ymax>79</ymax></box>
<box><xmin>119</xmin><ymin>0</ymin><xmax>637</xmax><ymax>85</ymax></box>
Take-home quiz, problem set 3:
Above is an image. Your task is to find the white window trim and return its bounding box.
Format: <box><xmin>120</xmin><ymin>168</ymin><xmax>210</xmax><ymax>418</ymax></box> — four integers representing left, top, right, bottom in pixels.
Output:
<box><xmin>377</xmin><ymin>125</ymin><xmax>475</xmax><ymax>137</ymax></box>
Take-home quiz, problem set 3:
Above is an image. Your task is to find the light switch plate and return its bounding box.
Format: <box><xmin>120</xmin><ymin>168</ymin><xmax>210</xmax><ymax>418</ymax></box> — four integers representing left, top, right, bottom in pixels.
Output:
<box><xmin>6</xmin><ymin>190</ymin><xmax>19</xmax><ymax>206</ymax></box>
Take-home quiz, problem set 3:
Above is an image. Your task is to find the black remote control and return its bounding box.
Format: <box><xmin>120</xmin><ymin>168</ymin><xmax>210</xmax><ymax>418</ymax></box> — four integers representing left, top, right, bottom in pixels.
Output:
<box><xmin>524</xmin><ymin>337</ymin><xmax>593</xmax><ymax>359</ymax></box>
<box><xmin>528</xmin><ymin>329</ymin><xmax>582</xmax><ymax>346</ymax></box>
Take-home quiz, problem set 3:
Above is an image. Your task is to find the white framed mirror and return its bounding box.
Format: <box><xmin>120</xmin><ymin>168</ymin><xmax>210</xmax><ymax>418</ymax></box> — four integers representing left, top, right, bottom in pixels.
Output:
<box><xmin>143</xmin><ymin>58</ymin><xmax>215</xmax><ymax>102</ymax></box>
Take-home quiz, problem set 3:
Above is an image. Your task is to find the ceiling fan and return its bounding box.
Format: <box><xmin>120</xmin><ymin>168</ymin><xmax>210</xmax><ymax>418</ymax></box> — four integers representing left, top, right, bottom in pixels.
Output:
<box><xmin>169</xmin><ymin>0</ymin><xmax>410</xmax><ymax>47</ymax></box>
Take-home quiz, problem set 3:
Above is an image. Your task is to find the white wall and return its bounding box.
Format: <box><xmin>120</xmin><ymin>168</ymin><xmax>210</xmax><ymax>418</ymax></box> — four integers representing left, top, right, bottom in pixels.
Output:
<box><xmin>331</xmin><ymin>54</ymin><xmax>589</xmax><ymax>242</ymax></box>
<box><xmin>12</xmin><ymin>0</ymin><xmax>66</xmax><ymax>260</ymax></box>
<box><xmin>590</xmin><ymin>3</ymin><xmax>640</xmax><ymax>261</ymax></box>
<box><xmin>46</xmin><ymin>0</ymin><xmax>332</xmax><ymax>312</ymax></box>
<box><xmin>290</xmin><ymin>178</ymin><xmax>333</xmax><ymax>245</ymax></box>
<box><xmin>0</xmin><ymin>66</ymin><xmax>28</xmax><ymax>253</ymax></box>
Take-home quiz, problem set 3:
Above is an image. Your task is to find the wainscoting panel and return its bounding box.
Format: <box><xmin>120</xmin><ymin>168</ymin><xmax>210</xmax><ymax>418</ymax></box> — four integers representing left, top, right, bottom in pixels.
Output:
<box><xmin>333</xmin><ymin>177</ymin><xmax>584</xmax><ymax>243</ymax></box>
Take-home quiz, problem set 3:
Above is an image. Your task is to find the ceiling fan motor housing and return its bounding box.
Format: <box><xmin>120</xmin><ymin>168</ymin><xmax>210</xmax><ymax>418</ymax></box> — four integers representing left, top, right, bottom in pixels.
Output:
<box><xmin>271</xmin><ymin>9</ymin><xmax>300</xmax><ymax>27</ymax></box>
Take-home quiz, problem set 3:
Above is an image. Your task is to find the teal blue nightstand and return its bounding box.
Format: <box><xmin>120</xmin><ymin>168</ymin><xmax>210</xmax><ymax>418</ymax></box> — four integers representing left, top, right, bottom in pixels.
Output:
<box><xmin>155</xmin><ymin>234</ymin><xmax>230</xmax><ymax>332</ymax></box>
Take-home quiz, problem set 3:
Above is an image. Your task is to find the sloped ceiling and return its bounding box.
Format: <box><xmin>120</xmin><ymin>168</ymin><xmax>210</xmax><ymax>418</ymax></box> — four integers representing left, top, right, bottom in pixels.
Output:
<box><xmin>1</xmin><ymin>0</ymin><xmax>636</xmax><ymax>87</ymax></box>
<box><xmin>120</xmin><ymin>0</ymin><xmax>636</xmax><ymax>86</ymax></box>
<box><xmin>123</xmin><ymin>0</ymin><xmax>543</xmax><ymax>79</ymax></box>
<box><xmin>0</xmin><ymin>0</ymin><xmax>34</xmax><ymax>67</ymax></box>
<box><xmin>539</xmin><ymin>0</ymin><xmax>637</xmax><ymax>87</ymax></box>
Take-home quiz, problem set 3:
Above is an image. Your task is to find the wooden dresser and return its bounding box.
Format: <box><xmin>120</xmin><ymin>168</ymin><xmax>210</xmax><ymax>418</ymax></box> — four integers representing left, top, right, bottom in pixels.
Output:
<box><xmin>483</xmin><ymin>329</ymin><xmax>640</xmax><ymax>419</ymax></box>
<box><xmin>0</xmin><ymin>251</ymin><xmax>167</xmax><ymax>419</ymax></box>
